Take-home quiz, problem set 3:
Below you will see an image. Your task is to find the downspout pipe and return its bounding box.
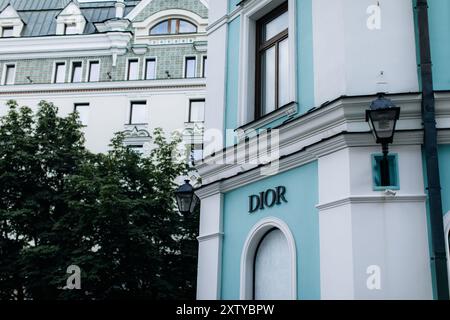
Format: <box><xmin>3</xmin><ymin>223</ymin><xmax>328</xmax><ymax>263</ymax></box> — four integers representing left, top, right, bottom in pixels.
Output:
<box><xmin>416</xmin><ymin>0</ymin><xmax>450</xmax><ymax>300</ymax></box>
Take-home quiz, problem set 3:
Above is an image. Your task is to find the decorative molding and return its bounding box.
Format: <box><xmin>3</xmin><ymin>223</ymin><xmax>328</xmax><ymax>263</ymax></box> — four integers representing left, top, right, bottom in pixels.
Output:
<box><xmin>198</xmin><ymin>94</ymin><xmax>425</xmax><ymax>187</ymax></box>
<box><xmin>197</xmin><ymin>232</ymin><xmax>224</xmax><ymax>243</ymax></box>
<box><xmin>0</xmin><ymin>32</ymin><xmax>132</xmax><ymax>60</ymax></box>
<box><xmin>237</xmin><ymin>102</ymin><xmax>297</xmax><ymax>135</ymax></box>
<box><xmin>316</xmin><ymin>195</ymin><xmax>427</xmax><ymax>211</ymax></box>
<box><xmin>0</xmin><ymin>78</ymin><xmax>206</xmax><ymax>96</ymax></box>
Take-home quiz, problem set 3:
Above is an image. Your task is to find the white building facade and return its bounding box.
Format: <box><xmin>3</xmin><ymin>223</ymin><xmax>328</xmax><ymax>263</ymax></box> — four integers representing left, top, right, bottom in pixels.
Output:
<box><xmin>0</xmin><ymin>0</ymin><xmax>208</xmax><ymax>158</ymax></box>
<box><xmin>196</xmin><ymin>0</ymin><xmax>450</xmax><ymax>300</ymax></box>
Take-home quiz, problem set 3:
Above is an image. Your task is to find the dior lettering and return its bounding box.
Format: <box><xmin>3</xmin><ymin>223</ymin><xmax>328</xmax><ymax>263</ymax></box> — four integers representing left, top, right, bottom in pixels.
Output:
<box><xmin>248</xmin><ymin>186</ymin><xmax>288</xmax><ymax>213</ymax></box>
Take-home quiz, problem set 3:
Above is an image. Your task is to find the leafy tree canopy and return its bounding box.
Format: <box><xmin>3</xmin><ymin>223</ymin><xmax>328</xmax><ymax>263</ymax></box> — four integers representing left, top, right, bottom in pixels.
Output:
<box><xmin>0</xmin><ymin>100</ymin><xmax>198</xmax><ymax>300</ymax></box>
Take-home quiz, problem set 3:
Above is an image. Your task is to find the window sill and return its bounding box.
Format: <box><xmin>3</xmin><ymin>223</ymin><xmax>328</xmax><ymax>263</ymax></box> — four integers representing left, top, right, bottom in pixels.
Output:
<box><xmin>236</xmin><ymin>101</ymin><xmax>297</xmax><ymax>134</ymax></box>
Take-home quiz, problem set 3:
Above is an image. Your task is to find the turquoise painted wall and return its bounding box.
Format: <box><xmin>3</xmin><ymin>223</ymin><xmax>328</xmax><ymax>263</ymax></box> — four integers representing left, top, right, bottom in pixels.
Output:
<box><xmin>228</xmin><ymin>0</ymin><xmax>240</xmax><ymax>13</ymax></box>
<box><xmin>424</xmin><ymin>0</ymin><xmax>450</xmax><ymax>90</ymax></box>
<box><xmin>225</xmin><ymin>16</ymin><xmax>241</xmax><ymax>141</ymax></box>
<box><xmin>221</xmin><ymin>161</ymin><xmax>320</xmax><ymax>299</ymax></box>
<box><xmin>297</xmin><ymin>0</ymin><xmax>315</xmax><ymax>114</ymax></box>
<box><xmin>224</xmin><ymin>0</ymin><xmax>315</xmax><ymax>136</ymax></box>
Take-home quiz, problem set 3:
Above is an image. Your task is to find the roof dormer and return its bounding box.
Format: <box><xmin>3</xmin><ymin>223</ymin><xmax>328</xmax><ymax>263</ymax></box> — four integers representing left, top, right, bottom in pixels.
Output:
<box><xmin>56</xmin><ymin>1</ymin><xmax>86</xmax><ymax>35</ymax></box>
<box><xmin>0</xmin><ymin>5</ymin><xmax>24</xmax><ymax>38</ymax></box>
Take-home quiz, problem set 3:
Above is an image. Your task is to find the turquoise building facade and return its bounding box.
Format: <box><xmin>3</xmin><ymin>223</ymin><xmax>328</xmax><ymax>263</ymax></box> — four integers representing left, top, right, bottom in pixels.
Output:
<box><xmin>196</xmin><ymin>0</ymin><xmax>448</xmax><ymax>300</ymax></box>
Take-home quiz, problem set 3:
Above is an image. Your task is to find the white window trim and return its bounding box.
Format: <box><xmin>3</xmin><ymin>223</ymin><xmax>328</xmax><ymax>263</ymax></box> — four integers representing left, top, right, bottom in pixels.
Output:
<box><xmin>52</xmin><ymin>61</ymin><xmax>67</xmax><ymax>84</ymax></box>
<box><xmin>69</xmin><ymin>60</ymin><xmax>83</xmax><ymax>83</ymax></box>
<box><xmin>200</xmin><ymin>54</ymin><xmax>207</xmax><ymax>78</ymax></box>
<box><xmin>444</xmin><ymin>211</ymin><xmax>450</xmax><ymax>289</ymax></box>
<box><xmin>183</xmin><ymin>55</ymin><xmax>197</xmax><ymax>79</ymax></box>
<box><xmin>185</xmin><ymin>95</ymin><xmax>206</xmax><ymax>123</ymax></box>
<box><xmin>128</xmin><ymin>100</ymin><xmax>148</xmax><ymax>125</ymax></box>
<box><xmin>1</xmin><ymin>62</ymin><xmax>16</xmax><ymax>85</ymax></box>
<box><xmin>238</xmin><ymin>0</ymin><xmax>297</xmax><ymax>127</ymax></box>
<box><xmin>73</xmin><ymin>102</ymin><xmax>90</xmax><ymax>126</ymax></box>
<box><xmin>85</xmin><ymin>59</ymin><xmax>101</xmax><ymax>82</ymax></box>
<box><xmin>142</xmin><ymin>56</ymin><xmax>158</xmax><ymax>80</ymax></box>
<box><xmin>240</xmin><ymin>217</ymin><xmax>297</xmax><ymax>300</ymax></box>
<box><xmin>125</xmin><ymin>57</ymin><xmax>141</xmax><ymax>81</ymax></box>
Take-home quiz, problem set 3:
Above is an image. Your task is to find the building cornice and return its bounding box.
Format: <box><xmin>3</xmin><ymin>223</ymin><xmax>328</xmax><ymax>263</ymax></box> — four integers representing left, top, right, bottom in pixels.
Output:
<box><xmin>196</xmin><ymin>93</ymin><xmax>450</xmax><ymax>193</ymax></box>
<box><xmin>0</xmin><ymin>32</ymin><xmax>133</xmax><ymax>60</ymax></box>
<box><xmin>316</xmin><ymin>195</ymin><xmax>427</xmax><ymax>211</ymax></box>
<box><xmin>0</xmin><ymin>78</ymin><xmax>206</xmax><ymax>96</ymax></box>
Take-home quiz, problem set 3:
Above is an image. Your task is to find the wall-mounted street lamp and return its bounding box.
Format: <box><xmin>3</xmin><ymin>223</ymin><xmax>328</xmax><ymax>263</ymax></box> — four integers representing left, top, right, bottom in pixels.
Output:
<box><xmin>175</xmin><ymin>180</ymin><xmax>199</xmax><ymax>215</ymax></box>
<box><xmin>366</xmin><ymin>94</ymin><xmax>401</xmax><ymax>186</ymax></box>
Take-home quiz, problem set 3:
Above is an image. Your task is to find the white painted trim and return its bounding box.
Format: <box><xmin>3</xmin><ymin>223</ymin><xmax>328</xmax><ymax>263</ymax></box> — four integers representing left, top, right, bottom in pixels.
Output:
<box><xmin>125</xmin><ymin>57</ymin><xmax>141</xmax><ymax>81</ymax></box>
<box><xmin>444</xmin><ymin>211</ymin><xmax>450</xmax><ymax>289</ymax></box>
<box><xmin>125</xmin><ymin>0</ymin><xmax>153</xmax><ymax>21</ymax></box>
<box><xmin>183</xmin><ymin>55</ymin><xmax>198</xmax><ymax>78</ymax></box>
<box><xmin>142</xmin><ymin>56</ymin><xmax>157</xmax><ymax>80</ymax></box>
<box><xmin>0</xmin><ymin>33</ymin><xmax>132</xmax><ymax>60</ymax></box>
<box><xmin>1</xmin><ymin>62</ymin><xmax>15</xmax><ymax>85</ymax></box>
<box><xmin>0</xmin><ymin>78</ymin><xmax>206</xmax><ymax>95</ymax></box>
<box><xmin>237</xmin><ymin>0</ymin><xmax>297</xmax><ymax>126</ymax></box>
<box><xmin>316</xmin><ymin>195</ymin><xmax>427</xmax><ymax>211</ymax></box>
<box><xmin>185</xmin><ymin>94</ymin><xmax>206</xmax><ymax>123</ymax></box>
<box><xmin>51</xmin><ymin>60</ymin><xmax>67</xmax><ymax>84</ymax></box>
<box><xmin>68</xmin><ymin>60</ymin><xmax>83</xmax><ymax>83</ymax></box>
<box><xmin>240</xmin><ymin>217</ymin><xmax>297</xmax><ymax>300</ymax></box>
<box><xmin>85</xmin><ymin>59</ymin><xmax>101</xmax><ymax>83</ymax></box>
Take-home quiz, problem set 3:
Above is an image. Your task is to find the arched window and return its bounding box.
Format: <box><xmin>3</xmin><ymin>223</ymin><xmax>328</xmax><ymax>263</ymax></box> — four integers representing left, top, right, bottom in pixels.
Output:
<box><xmin>253</xmin><ymin>228</ymin><xmax>292</xmax><ymax>300</ymax></box>
<box><xmin>150</xmin><ymin>18</ymin><xmax>197</xmax><ymax>35</ymax></box>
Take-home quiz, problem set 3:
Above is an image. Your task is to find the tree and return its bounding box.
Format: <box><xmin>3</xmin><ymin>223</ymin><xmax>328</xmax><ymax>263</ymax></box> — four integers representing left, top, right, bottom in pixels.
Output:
<box><xmin>0</xmin><ymin>100</ymin><xmax>198</xmax><ymax>300</ymax></box>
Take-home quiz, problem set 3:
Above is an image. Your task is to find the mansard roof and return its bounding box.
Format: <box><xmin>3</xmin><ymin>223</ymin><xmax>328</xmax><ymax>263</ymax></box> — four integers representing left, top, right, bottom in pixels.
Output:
<box><xmin>0</xmin><ymin>0</ymin><xmax>140</xmax><ymax>36</ymax></box>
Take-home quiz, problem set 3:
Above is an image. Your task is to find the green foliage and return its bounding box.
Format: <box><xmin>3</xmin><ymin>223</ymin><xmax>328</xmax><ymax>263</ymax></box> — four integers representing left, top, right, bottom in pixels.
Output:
<box><xmin>0</xmin><ymin>100</ymin><xmax>198</xmax><ymax>300</ymax></box>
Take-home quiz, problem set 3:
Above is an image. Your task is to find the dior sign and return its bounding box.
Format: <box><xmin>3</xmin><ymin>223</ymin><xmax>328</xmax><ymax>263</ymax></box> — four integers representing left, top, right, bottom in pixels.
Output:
<box><xmin>248</xmin><ymin>186</ymin><xmax>288</xmax><ymax>214</ymax></box>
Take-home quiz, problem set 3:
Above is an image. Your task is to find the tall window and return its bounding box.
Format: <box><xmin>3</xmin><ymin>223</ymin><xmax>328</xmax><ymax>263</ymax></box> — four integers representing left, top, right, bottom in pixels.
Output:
<box><xmin>150</xmin><ymin>19</ymin><xmax>197</xmax><ymax>35</ymax></box>
<box><xmin>127</xmin><ymin>59</ymin><xmax>139</xmax><ymax>81</ymax></box>
<box><xmin>74</xmin><ymin>103</ymin><xmax>90</xmax><ymax>126</ymax></box>
<box><xmin>255</xmin><ymin>2</ymin><xmax>289</xmax><ymax>118</ymax></box>
<box><xmin>71</xmin><ymin>61</ymin><xmax>82</xmax><ymax>83</ymax></box>
<box><xmin>88</xmin><ymin>61</ymin><xmax>100</xmax><ymax>82</ymax></box>
<box><xmin>129</xmin><ymin>101</ymin><xmax>147</xmax><ymax>124</ymax></box>
<box><xmin>188</xmin><ymin>99</ymin><xmax>205</xmax><ymax>123</ymax></box>
<box><xmin>190</xmin><ymin>144</ymin><xmax>203</xmax><ymax>163</ymax></box>
<box><xmin>253</xmin><ymin>228</ymin><xmax>291</xmax><ymax>300</ymax></box>
<box><xmin>4</xmin><ymin>64</ymin><xmax>15</xmax><ymax>85</ymax></box>
<box><xmin>202</xmin><ymin>56</ymin><xmax>207</xmax><ymax>78</ymax></box>
<box><xmin>185</xmin><ymin>57</ymin><xmax>196</xmax><ymax>78</ymax></box>
<box><xmin>145</xmin><ymin>58</ymin><xmax>156</xmax><ymax>80</ymax></box>
<box><xmin>1</xmin><ymin>26</ymin><xmax>14</xmax><ymax>38</ymax></box>
<box><xmin>54</xmin><ymin>62</ymin><xmax>66</xmax><ymax>83</ymax></box>
<box><xmin>64</xmin><ymin>23</ymin><xmax>78</xmax><ymax>35</ymax></box>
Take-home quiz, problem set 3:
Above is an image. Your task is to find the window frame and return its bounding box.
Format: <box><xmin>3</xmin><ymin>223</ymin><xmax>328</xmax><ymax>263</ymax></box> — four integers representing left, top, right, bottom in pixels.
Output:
<box><xmin>74</xmin><ymin>103</ymin><xmax>90</xmax><ymax>126</ymax></box>
<box><xmin>126</xmin><ymin>58</ymin><xmax>140</xmax><ymax>81</ymax></box>
<box><xmin>64</xmin><ymin>22</ymin><xmax>78</xmax><ymax>35</ymax></box>
<box><xmin>53</xmin><ymin>61</ymin><xmax>67</xmax><ymax>84</ymax></box>
<box><xmin>201</xmin><ymin>55</ymin><xmax>207</xmax><ymax>78</ymax></box>
<box><xmin>149</xmin><ymin>18</ymin><xmax>197</xmax><ymax>35</ymax></box>
<box><xmin>129</xmin><ymin>101</ymin><xmax>148</xmax><ymax>125</ymax></box>
<box><xmin>188</xmin><ymin>99</ymin><xmax>205</xmax><ymax>123</ymax></box>
<box><xmin>144</xmin><ymin>57</ymin><xmax>157</xmax><ymax>80</ymax></box>
<box><xmin>1</xmin><ymin>26</ymin><xmax>14</xmax><ymax>38</ymax></box>
<box><xmin>255</xmin><ymin>2</ymin><xmax>289</xmax><ymax>120</ymax></box>
<box><xmin>2</xmin><ymin>63</ymin><xmax>16</xmax><ymax>85</ymax></box>
<box><xmin>237</xmin><ymin>0</ymin><xmax>297</xmax><ymax>128</ymax></box>
<box><xmin>87</xmin><ymin>60</ymin><xmax>100</xmax><ymax>82</ymax></box>
<box><xmin>184</xmin><ymin>56</ymin><xmax>197</xmax><ymax>79</ymax></box>
<box><xmin>70</xmin><ymin>61</ymin><xmax>83</xmax><ymax>83</ymax></box>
